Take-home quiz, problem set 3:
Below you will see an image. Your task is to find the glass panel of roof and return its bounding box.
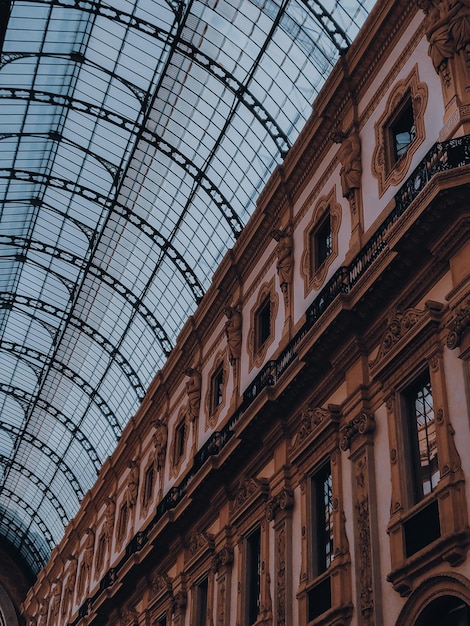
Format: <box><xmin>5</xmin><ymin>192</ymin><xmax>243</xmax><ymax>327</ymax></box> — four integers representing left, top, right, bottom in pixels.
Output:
<box><xmin>0</xmin><ymin>0</ymin><xmax>377</xmax><ymax>573</ymax></box>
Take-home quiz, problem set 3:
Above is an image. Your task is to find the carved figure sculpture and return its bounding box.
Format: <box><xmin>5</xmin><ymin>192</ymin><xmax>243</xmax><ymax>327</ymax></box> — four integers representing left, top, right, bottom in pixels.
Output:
<box><xmin>185</xmin><ymin>367</ymin><xmax>201</xmax><ymax>421</ymax></box>
<box><xmin>271</xmin><ymin>228</ymin><xmax>293</xmax><ymax>300</ymax></box>
<box><xmin>331</xmin><ymin>129</ymin><xmax>362</xmax><ymax>199</ymax></box>
<box><xmin>84</xmin><ymin>528</ymin><xmax>95</xmax><ymax>569</ymax></box>
<box><xmin>224</xmin><ymin>306</ymin><xmax>242</xmax><ymax>364</ymax></box>
<box><xmin>153</xmin><ymin>418</ymin><xmax>168</xmax><ymax>471</ymax></box>
<box><xmin>126</xmin><ymin>459</ymin><xmax>139</xmax><ymax>508</ymax></box>
<box><xmin>104</xmin><ymin>496</ymin><xmax>116</xmax><ymax>539</ymax></box>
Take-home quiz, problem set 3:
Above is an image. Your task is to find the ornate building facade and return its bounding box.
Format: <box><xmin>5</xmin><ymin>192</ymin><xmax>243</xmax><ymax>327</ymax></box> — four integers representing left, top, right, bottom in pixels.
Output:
<box><xmin>9</xmin><ymin>0</ymin><xmax>470</xmax><ymax>624</ymax></box>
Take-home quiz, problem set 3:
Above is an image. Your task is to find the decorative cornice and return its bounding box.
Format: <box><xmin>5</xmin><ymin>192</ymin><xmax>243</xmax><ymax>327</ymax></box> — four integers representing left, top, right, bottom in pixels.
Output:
<box><xmin>230</xmin><ymin>476</ymin><xmax>269</xmax><ymax>523</ymax></box>
<box><xmin>369</xmin><ymin>301</ymin><xmax>444</xmax><ymax>377</ymax></box>
<box><xmin>289</xmin><ymin>404</ymin><xmax>341</xmax><ymax>458</ymax></box>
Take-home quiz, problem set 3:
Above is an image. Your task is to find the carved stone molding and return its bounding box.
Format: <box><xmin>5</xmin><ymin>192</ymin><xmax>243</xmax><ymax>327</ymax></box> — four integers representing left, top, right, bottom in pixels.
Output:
<box><xmin>266</xmin><ymin>489</ymin><xmax>294</xmax><ymax>522</ymax></box>
<box><xmin>151</xmin><ymin>574</ymin><xmax>173</xmax><ymax>599</ymax></box>
<box><xmin>247</xmin><ymin>278</ymin><xmax>279</xmax><ymax>372</ymax></box>
<box><xmin>216</xmin><ymin>546</ymin><xmax>234</xmax><ymax>568</ymax></box>
<box><xmin>300</xmin><ymin>187</ymin><xmax>342</xmax><ymax>296</ymax></box>
<box><xmin>447</xmin><ymin>298</ymin><xmax>470</xmax><ymax>349</ymax></box>
<box><xmin>230</xmin><ymin>476</ymin><xmax>269</xmax><ymax>524</ymax></box>
<box><xmin>372</xmin><ymin>65</ymin><xmax>428</xmax><ymax>197</ymax></box>
<box><xmin>271</xmin><ymin>227</ymin><xmax>293</xmax><ymax>307</ymax></box>
<box><xmin>185</xmin><ymin>367</ymin><xmax>201</xmax><ymax>422</ymax></box>
<box><xmin>340</xmin><ymin>412</ymin><xmax>375</xmax><ymax>452</ymax></box>
<box><xmin>354</xmin><ymin>455</ymin><xmax>374</xmax><ymax>624</ymax></box>
<box><xmin>289</xmin><ymin>403</ymin><xmax>341</xmax><ymax>462</ymax></box>
<box><xmin>369</xmin><ymin>301</ymin><xmax>444</xmax><ymax>378</ymax></box>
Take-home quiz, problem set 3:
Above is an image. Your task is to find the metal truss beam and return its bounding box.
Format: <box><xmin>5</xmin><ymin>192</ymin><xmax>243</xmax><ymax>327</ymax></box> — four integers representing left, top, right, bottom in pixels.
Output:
<box><xmin>1</xmin><ymin>292</ymin><xmax>150</xmax><ymax>400</ymax></box>
<box><xmin>0</xmin><ymin>21</ymin><xmax>290</xmax><ymax>156</ymax></box>
<box><xmin>0</xmin><ymin>508</ymin><xmax>47</xmax><ymax>573</ymax></box>
<box><xmin>1</xmin><ymin>237</ymin><xmax>174</xmax><ymax>357</ymax></box>
<box><xmin>0</xmin><ymin>487</ymin><xmax>55</xmax><ymax>549</ymax></box>
<box><xmin>0</xmin><ymin>341</ymin><xmax>122</xmax><ymax>440</ymax></box>
<box><xmin>0</xmin><ymin>51</ymin><xmax>149</xmax><ymax>104</ymax></box>
<box><xmin>0</xmin><ymin>382</ymin><xmax>102</xmax><ymax>471</ymax></box>
<box><xmin>0</xmin><ymin>170</ymin><xmax>204</xmax><ymax>304</ymax></box>
<box><xmin>0</xmin><ymin>453</ymin><xmax>68</xmax><ymax>525</ymax></box>
<box><xmin>0</xmin><ymin>419</ymin><xmax>84</xmax><ymax>499</ymax></box>
<box><xmin>141</xmin><ymin>130</ymin><xmax>245</xmax><ymax>237</ymax></box>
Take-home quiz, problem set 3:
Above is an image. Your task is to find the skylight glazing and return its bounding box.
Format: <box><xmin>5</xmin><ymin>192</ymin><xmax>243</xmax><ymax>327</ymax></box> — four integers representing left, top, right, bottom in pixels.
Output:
<box><xmin>0</xmin><ymin>0</ymin><xmax>376</xmax><ymax>575</ymax></box>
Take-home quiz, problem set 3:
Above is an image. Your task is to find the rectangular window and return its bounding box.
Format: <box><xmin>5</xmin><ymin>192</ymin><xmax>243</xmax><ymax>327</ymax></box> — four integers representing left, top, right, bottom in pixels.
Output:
<box><xmin>246</xmin><ymin>527</ymin><xmax>261</xmax><ymax>626</ymax></box>
<box><xmin>174</xmin><ymin>421</ymin><xmax>186</xmax><ymax>462</ymax></box>
<box><xmin>256</xmin><ymin>296</ymin><xmax>271</xmax><ymax>350</ymax></box>
<box><xmin>404</xmin><ymin>370</ymin><xmax>439</xmax><ymax>503</ymax></box>
<box><xmin>312</xmin><ymin>213</ymin><xmax>332</xmax><ymax>272</ymax></box>
<box><xmin>311</xmin><ymin>462</ymin><xmax>334</xmax><ymax>576</ymax></box>
<box><xmin>96</xmin><ymin>533</ymin><xmax>106</xmax><ymax>572</ymax></box>
<box><xmin>195</xmin><ymin>577</ymin><xmax>209</xmax><ymax>626</ymax></box>
<box><xmin>143</xmin><ymin>464</ymin><xmax>155</xmax><ymax>508</ymax></box>
<box><xmin>210</xmin><ymin>364</ymin><xmax>224</xmax><ymax>414</ymax></box>
<box><xmin>117</xmin><ymin>502</ymin><xmax>128</xmax><ymax>543</ymax></box>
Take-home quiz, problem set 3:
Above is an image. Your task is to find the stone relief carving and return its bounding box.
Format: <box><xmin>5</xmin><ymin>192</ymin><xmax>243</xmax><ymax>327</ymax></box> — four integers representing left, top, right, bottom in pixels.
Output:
<box><xmin>185</xmin><ymin>367</ymin><xmax>202</xmax><ymax>421</ymax></box>
<box><xmin>51</xmin><ymin>579</ymin><xmax>62</xmax><ymax>619</ymax></box>
<box><xmin>187</xmin><ymin>531</ymin><xmax>214</xmax><ymax>558</ymax></box>
<box><xmin>104</xmin><ymin>496</ymin><xmax>116</xmax><ymax>540</ymax></box>
<box><xmin>447</xmin><ymin>298</ymin><xmax>470</xmax><ymax>349</ymax></box>
<box><xmin>355</xmin><ymin>455</ymin><xmax>374</xmax><ymax>624</ymax></box>
<box><xmin>331</xmin><ymin>128</ymin><xmax>362</xmax><ymax>215</ymax></box>
<box><xmin>369</xmin><ymin>306</ymin><xmax>427</xmax><ymax>369</ymax></box>
<box><xmin>340</xmin><ymin>412</ymin><xmax>375</xmax><ymax>451</ymax></box>
<box><xmin>271</xmin><ymin>227</ymin><xmax>293</xmax><ymax>305</ymax></box>
<box><xmin>84</xmin><ymin>528</ymin><xmax>95</xmax><ymax>569</ymax></box>
<box><xmin>276</xmin><ymin>525</ymin><xmax>287</xmax><ymax>626</ymax></box>
<box><xmin>234</xmin><ymin>476</ymin><xmax>265</xmax><ymax>508</ymax></box>
<box><xmin>126</xmin><ymin>459</ymin><xmax>139</xmax><ymax>509</ymax></box>
<box><xmin>290</xmin><ymin>405</ymin><xmax>331</xmax><ymax>452</ymax></box>
<box><xmin>418</xmin><ymin>0</ymin><xmax>470</xmax><ymax>81</ymax></box>
<box><xmin>224</xmin><ymin>305</ymin><xmax>242</xmax><ymax>365</ymax></box>
<box><xmin>152</xmin><ymin>418</ymin><xmax>168</xmax><ymax>471</ymax></box>
<box><xmin>266</xmin><ymin>489</ymin><xmax>294</xmax><ymax>522</ymax></box>
<box><xmin>217</xmin><ymin>579</ymin><xmax>226</xmax><ymax>626</ymax></box>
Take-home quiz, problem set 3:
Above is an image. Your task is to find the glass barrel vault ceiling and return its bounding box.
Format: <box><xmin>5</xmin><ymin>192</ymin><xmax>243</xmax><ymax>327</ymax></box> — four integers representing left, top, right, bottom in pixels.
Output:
<box><xmin>0</xmin><ymin>0</ymin><xmax>376</xmax><ymax>575</ymax></box>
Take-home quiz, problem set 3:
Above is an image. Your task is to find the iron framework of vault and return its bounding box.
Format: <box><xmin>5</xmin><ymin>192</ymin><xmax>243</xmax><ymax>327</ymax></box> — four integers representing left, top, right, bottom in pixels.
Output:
<box><xmin>0</xmin><ymin>0</ymin><xmax>375</xmax><ymax>575</ymax></box>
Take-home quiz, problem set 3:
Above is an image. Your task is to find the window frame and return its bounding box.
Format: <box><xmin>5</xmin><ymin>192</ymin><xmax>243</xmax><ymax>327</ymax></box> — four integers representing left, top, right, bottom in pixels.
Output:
<box><xmin>369</xmin><ymin>301</ymin><xmax>470</xmax><ymax>594</ymax></box>
<box><xmin>210</xmin><ymin>363</ymin><xmax>224</xmax><ymax>416</ymax></box>
<box><xmin>301</xmin><ymin>188</ymin><xmax>341</xmax><ymax>296</ymax></box>
<box><xmin>372</xmin><ymin>65</ymin><xmax>428</xmax><ymax>197</ymax></box>
<box><xmin>116</xmin><ymin>501</ymin><xmax>128</xmax><ymax>546</ymax></box>
<box><xmin>248</xmin><ymin>278</ymin><xmax>278</xmax><ymax>371</ymax></box>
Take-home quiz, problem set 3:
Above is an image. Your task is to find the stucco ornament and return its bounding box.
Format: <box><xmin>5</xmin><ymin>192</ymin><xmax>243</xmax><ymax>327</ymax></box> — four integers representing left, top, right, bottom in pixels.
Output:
<box><xmin>224</xmin><ymin>305</ymin><xmax>242</xmax><ymax>365</ymax></box>
<box><xmin>271</xmin><ymin>227</ymin><xmax>293</xmax><ymax>304</ymax></box>
<box><xmin>185</xmin><ymin>367</ymin><xmax>201</xmax><ymax>421</ymax></box>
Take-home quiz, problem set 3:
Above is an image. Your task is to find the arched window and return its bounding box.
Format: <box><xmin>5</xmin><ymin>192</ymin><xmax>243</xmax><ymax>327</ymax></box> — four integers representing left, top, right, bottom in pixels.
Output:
<box><xmin>416</xmin><ymin>596</ymin><xmax>470</xmax><ymax>626</ymax></box>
